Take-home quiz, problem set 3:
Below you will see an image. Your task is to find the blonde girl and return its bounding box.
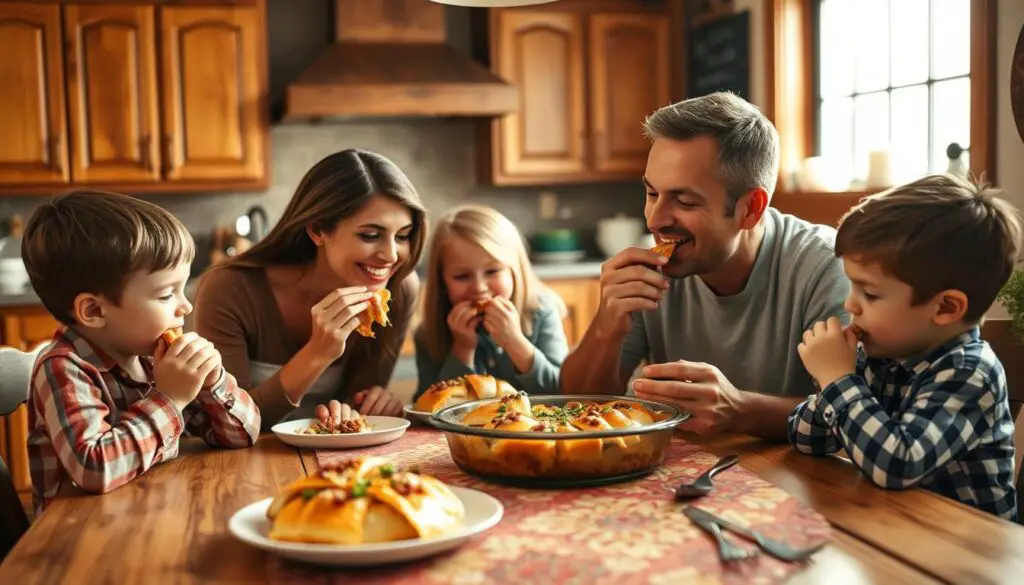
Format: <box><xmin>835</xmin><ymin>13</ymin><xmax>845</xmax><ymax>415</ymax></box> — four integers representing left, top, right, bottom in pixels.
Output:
<box><xmin>414</xmin><ymin>204</ymin><xmax>568</xmax><ymax>399</ymax></box>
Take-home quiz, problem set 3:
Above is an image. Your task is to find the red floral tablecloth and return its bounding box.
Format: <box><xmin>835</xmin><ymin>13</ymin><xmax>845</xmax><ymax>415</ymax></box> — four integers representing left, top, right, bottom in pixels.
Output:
<box><xmin>313</xmin><ymin>428</ymin><xmax>831</xmax><ymax>584</ymax></box>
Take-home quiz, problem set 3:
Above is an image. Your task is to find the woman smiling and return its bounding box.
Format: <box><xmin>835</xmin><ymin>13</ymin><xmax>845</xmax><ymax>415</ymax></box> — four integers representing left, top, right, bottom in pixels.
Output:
<box><xmin>193</xmin><ymin>149</ymin><xmax>425</xmax><ymax>429</ymax></box>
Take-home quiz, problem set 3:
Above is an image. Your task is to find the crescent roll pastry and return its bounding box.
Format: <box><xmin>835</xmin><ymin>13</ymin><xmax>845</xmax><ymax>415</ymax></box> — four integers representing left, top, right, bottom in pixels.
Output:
<box><xmin>650</xmin><ymin>240</ymin><xmax>678</xmax><ymax>258</ymax></box>
<box><xmin>485</xmin><ymin>411</ymin><xmax>557</xmax><ymax>475</ymax></box>
<box><xmin>460</xmin><ymin>391</ymin><xmax>532</xmax><ymax>427</ymax></box>
<box><xmin>413</xmin><ymin>374</ymin><xmax>520</xmax><ymax>413</ymax></box>
<box><xmin>356</xmin><ymin>288</ymin><xmax>392</xmax><ymax>338</ymax></box>
<box><xmin>266</xmin><ymin>456</ymin><xmax>464</xmax><ymax>544</ymax></box>
<box><xmin>600</xmin><ymin>400</ymin><xmax>658</xmax><ymax>425</ymax></box>
<box><xmin>472</xmin><ymin>298</ymin><xmax>491</xmax><ymax>315</ymax></box>
<box><xmin>160</xmin><ymin>327</ymin><xmax>183</xmax><ymax>346</ymax></box>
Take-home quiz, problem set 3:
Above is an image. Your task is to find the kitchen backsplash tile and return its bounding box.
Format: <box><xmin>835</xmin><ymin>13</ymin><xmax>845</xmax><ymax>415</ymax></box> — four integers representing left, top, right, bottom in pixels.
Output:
<box><xmin>0</xmin><ymin>120</ymin><xmax>645</xmax><ymax>273</ymax></box>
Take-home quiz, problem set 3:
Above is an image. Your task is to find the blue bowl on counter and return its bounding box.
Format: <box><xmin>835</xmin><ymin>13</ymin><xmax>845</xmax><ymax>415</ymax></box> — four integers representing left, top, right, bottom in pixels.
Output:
<box><xmin>530</xmin><ymin>229</ymin><xmax>580</xmax><ymax>253</ymax></box>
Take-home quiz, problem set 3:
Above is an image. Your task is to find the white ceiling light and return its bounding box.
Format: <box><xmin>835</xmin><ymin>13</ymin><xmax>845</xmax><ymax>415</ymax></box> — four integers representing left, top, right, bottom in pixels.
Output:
<box><xmin>429</xmin><ymin>0</ymin><xmax>560</xmax><ymax>6</ymax></box>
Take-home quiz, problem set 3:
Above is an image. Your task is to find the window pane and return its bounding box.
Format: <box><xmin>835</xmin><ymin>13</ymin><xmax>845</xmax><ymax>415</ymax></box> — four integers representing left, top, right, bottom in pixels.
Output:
<box><xmin>821</xmin><ymin>97</ymin><xmax>854</xmax><ymax>179</ymax></box>
<box><xmin>931</xmin><ymin>0</ymin><xmax>970</xmax><ymax>79</ymax></box>
<box><xmin>890</xmin><ymin>0</ymin><xmax>929</xmax><ymax>87</ymax></box>
<box><xmin>889</xmin><ymin>84</ymin><xmax>929</xmax><ymax>182</ymax></box>
<box><xmin>853</xmin><ymin>92</ymin><xmax>889</xmax><ymax>181</ymax></box>
<box><xmin>819</xmin><ymin>0</ymin><xmax>855</xmax><ymax>97</ymax></box>
<box><xmin>855</xmin><ymin>0</ymin><xmax>890</xmax><ymax>92</ymax></box>
<box><xmin>931</xmin><ymin>76</ymin><xmax>970</xmax><ymax>173</ymax></box>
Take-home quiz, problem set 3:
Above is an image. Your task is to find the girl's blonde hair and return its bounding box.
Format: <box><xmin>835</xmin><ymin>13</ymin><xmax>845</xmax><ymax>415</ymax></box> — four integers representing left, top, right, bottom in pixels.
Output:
<box><xmin>417</xmin><ymin>204</ymin><xmax>560</xmax><ymax>362</ymax></box>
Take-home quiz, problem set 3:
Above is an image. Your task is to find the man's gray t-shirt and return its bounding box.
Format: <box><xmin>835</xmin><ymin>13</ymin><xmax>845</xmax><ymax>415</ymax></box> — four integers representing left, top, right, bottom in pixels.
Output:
<box><xmin>621</xmin><ymin>207</ymin><xmax>850</xmax><ymax>397</ymax></box>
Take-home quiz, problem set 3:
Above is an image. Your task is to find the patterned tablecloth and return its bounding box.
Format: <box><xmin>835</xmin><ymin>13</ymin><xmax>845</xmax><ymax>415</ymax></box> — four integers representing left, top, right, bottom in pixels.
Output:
<box><xmin>312</xmin><ymin>428</ymin><xmax>831</xmax><ymax>585</ymax></box>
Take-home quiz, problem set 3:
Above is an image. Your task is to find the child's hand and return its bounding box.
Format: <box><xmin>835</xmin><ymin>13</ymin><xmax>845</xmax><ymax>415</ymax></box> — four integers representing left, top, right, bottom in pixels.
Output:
<box><xmin>482</xmin><ymin>297</ymin><xmax>527</xmax><ymax>350</ymax></box>
<box><xmin>201</xmin><ymin>346</ymin><xmax>224</xmax><ymax>389</ymax></box>
<box><xmin>447</xmin><ymin>301</ymin><xmax>482</xmax><ymax>352</ymax></box>
<box><xmin>797</xmin><ymin>317</ymin><xmax>858</xmax><ymax>389</ymax></box>
<box><xmin>353</xmin><ymin>386</ymin><xmax>404</xmax><ymax>416</ymax></box>
<box><xmin>153</xmin><ymin>332</ymin><xmax>221</xmax><ymax>411</ymax></box>
<box><xmin>315</xmin><ymin>400</ymin><xmax>361</xmax><ymax>426</ymax></box>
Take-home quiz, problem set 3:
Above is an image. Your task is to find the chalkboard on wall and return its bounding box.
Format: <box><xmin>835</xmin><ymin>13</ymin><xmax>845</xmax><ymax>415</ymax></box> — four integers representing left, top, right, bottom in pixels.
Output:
<box><xmin>687</xmin><ymin>10</ymin><xmax>750</xmax><ymax>100</ymax></box>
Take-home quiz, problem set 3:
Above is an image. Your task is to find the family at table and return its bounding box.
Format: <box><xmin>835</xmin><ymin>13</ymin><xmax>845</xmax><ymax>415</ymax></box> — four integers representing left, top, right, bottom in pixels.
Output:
<box><xmin>17</xmin><ymin>91</ymin><xmax>1022</xmax><ymax>534</ymax></box>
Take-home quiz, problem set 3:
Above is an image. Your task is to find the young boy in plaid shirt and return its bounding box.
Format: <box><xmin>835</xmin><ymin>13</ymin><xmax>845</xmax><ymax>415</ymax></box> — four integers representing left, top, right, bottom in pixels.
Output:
<box><xmin>22</xmin><ymin>190</ymin><xmax>261</xmax><ymax>514</ymax></box>
<box><xmin>789</xmin><ymin>174</ymin><xmax>1021</xmax><ymax>521</ymax></box>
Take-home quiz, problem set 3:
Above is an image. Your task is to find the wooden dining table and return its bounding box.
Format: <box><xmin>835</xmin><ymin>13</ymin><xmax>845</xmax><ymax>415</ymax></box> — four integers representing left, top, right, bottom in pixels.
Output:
<box><xmin>2</xmin><ymin>430</ymin><xmax>1023</xmax><ymax>585</ymax></box>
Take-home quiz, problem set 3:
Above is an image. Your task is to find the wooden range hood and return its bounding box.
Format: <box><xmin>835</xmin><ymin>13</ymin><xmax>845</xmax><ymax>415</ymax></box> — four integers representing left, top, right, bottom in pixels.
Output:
<box><xmin>283</xmin><ymin>0</ymin><xmax>519</xmax><ymax>119</ymax></box>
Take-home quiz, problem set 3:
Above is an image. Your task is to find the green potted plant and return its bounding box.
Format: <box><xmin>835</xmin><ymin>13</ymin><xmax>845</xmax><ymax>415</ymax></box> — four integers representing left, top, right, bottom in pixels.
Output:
<box><xmin>992</xmin><ymin>269</ymin><xmax>1024</xmax><ymax>410</ymax></box>
<box><xmin>997</xmin><ymin>269</ymin><xmax>1024</xmax><ymax>343</ymax></box>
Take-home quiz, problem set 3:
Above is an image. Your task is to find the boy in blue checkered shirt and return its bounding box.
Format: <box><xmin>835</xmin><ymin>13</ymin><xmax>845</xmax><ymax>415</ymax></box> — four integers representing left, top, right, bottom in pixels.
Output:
<box><xmin>789</xmin><ymin>174</ymin><xmax>1021</xmax><ymax>521</ymax></box>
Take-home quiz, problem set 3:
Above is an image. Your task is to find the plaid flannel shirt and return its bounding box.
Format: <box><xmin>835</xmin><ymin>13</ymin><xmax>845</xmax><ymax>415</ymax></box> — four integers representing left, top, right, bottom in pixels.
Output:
<box><xmin>27</xmin><ymin>326</ymin><xmax>261</xmax><ymax>514</ymax></box>
<box><xmin>788</xmin><ymin>327</ymin><xmax>1017</xmax><ymax>521</ymax></box>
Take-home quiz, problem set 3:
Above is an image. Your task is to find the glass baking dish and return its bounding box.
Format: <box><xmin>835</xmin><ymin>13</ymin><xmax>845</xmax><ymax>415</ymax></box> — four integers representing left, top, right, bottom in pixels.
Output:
<box><xmin>429</xmin><ymin>395</ymin><xmax>689</xmax><ymax>488</ymax></box>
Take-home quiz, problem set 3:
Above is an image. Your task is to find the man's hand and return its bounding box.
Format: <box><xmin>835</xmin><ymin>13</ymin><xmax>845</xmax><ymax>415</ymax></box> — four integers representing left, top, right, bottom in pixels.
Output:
<box><xmin>632</xmin><ymin>360</ymin><xmax>744</xmax><ymax>435</ymax></box>
<box><xmin>593</xmin><ymin>247</ymin><xmax>669</xmax><ymax>338</ymax></box>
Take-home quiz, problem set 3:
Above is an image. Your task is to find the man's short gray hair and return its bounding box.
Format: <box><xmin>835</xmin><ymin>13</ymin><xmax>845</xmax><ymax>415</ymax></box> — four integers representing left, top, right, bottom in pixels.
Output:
<box><xmin>642</xmin><ymin>92</ymin><xmax>780</xmax><ymax>215</ymax></box>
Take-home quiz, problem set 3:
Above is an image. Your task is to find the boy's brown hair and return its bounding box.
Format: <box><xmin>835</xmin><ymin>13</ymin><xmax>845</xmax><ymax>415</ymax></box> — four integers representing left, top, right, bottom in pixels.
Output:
<box><xmin>21</xmin><ymin>189</ymin><xmax>195</xmax><ymax>325</ymax></box>
<box><xmin>835</xmin><ymin>174</ymin><xmax>1023</xmax><ymax>323</ymax></box>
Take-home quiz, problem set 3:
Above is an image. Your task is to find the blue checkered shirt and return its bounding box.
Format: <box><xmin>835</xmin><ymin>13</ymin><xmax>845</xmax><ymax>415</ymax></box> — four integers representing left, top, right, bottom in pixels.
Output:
<box><xmin>788</xmin><ymin>327</ymin><xmax>1017</xmax><ymax>521</ymax></box>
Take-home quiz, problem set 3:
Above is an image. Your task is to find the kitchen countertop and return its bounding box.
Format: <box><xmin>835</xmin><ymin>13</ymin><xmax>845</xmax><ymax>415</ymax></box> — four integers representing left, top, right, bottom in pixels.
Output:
<box><xmin>0</xmin><ymin>263</ymin><xmax>605</xmax><ymax>310</ymax></box>
<box><xmin>532</xmin><ymin>260</ymin><xmax>603</xmax><ymax>279</ymax></box>
<box><xmin>0</xmin><ymin>288</ymin><xmax>40</xmax><ymax>307</ymax></box>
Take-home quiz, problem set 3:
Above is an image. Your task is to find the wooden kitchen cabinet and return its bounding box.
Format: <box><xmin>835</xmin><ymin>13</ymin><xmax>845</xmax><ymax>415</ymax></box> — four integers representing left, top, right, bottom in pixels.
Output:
<box><xmin>542</xmin><ymin>278</ymin><xmax>600</xmax><ymax>347</ymax></box>
<box><xmin>588</xmin><ymin>13</ymin><xmax>671</xmax><ymax>175</ymax></box>
<box><xmin>0</xmin><ymin>3</ymin><xmax>68</xmax><ymax>186</ymax></box>
<box><xmin>159</xmin><ymin>3</ymin><xmax>266</xmax><ymax>182</ymax></box>
<box><xmin>486</xmin><ymin>10</ymin><xmax>588</xmax><ymax>181</ymax></box>
<box><xmin>64</xmin><ymin>4</ymin><xmax>161</xmax><ymax>183</ymax></box>
<box><xmin>0</xmin><ymin>306</ymin><xmax>59</xmax><ymax>509</ymax></box>
<box><xmin>0</xmin><ymin>0</ymin><xmax>269</xmax><ymax>194</ymax></box>
<box><xmin>482</xmin><ymin>4</ymin><xmax>672</xmax><ymax>186</ymax></box>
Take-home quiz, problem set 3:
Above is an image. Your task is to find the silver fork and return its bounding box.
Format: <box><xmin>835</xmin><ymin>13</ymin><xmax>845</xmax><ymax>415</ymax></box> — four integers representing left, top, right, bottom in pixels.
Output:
<box><xmin>705</xmin><ymin>519</ymin><xmax>759</xmax><ymax>562</ymax></box>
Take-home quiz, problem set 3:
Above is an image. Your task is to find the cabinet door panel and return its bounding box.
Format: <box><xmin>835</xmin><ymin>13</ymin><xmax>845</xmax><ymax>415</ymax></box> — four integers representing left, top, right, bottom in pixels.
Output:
<box><xmin>65</xmin><ymin>5</ymin><xmax>160</xmax><ymax>182</ymax></box>
<box><xmin>589</xmin><ymin>13</ymin><xmax>671</xmax><ymax>175</ymax></box>
<box><xmin>160</xmin><ymin>5</ymin><xmax>266</xmax><ymax>181</ymax></box>
<box><xmin>489</xmin><ymin>10</ymin><xmax>587</xmax><ymax>181</ymax></box>
<box><xmin>0</xmin><ymin>4</ymin><xmax>67</xmax><ymax>185</ymax></box>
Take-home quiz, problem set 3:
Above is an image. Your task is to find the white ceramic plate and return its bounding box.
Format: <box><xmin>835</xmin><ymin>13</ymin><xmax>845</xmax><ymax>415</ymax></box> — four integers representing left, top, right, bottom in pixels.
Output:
<box><xmin>271</xmin><ymin>416</ymin><xmax>410</xmax><ymax>450</ymax></box>
<box><xmin>402</xmin><ymin>404</ymin><xmax>435</xmax><ymax>424</ymax></box>
<box><xmin>228</xmin><ymin>486</ymin><xmax>503</xmax><ymax>566</ymax></box>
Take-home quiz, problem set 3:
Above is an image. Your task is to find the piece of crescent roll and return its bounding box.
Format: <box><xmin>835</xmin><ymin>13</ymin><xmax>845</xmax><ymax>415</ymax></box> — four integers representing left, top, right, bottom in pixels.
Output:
<box><xmin>267</xmin><ymin>462</ymin><xmax>464</xmax><ymax>545</ymax></box>
<box><xmin>414</xmin><ymin>377</ymin><xmax>471</xmax><ymax>413</ymax></box>
<box><xmin>599</xmin><ymin>400</ymin><xmax>657</xmax><ymax>425</ymax></box>
<box><xmin>571</xmin><ymin>413</ymin><xmax>628</xmax><ymax>450</ymax></box>
<box><xmin>355</xmin><ymin>288</ymin><xmax>392</xmax><ymax>338</ymax></box>
<box><xmin>549</xmin><ymin>420</ymin><xmax>605</xmax><ymax>466</ymax></box>
<box><xmin>463</xmin><ymin>374</ymin><xmax>498</xmax><ymax>399</ymax></box>
<box><xmin>460</xmin><ymin>392</ymin><xmax>532</xmax><ymax>427</ymax></box>
<box><xmin>650</xmin><ymin>240</ymin><xmax>678</xmax><ymax>258</ymax></box>
<box><xmin>486</xmin><ymin>411</ymin><xmax>556</xmax><ymax>475</ymax></box>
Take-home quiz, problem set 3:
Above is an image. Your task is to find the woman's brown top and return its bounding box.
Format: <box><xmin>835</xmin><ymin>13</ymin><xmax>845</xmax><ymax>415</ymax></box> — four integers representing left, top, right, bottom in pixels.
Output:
<box><xmin>192</xmin><ymin>266</ymin><xmax>417</xmax><ymax>429</ymax></box>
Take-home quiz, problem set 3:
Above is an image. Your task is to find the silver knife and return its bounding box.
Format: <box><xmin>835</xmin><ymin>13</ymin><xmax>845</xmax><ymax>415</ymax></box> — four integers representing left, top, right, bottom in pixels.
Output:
<box><xmin>683</xmin><ymin>506</ymin><xmax>823</xmax><ymax>563</ymax></box>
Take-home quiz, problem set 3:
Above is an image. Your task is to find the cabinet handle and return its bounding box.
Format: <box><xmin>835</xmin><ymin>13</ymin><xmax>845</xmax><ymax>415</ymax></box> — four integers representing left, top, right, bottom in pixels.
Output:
<box><xmin>140</xmin><ymin>134</ymin><xmax>153</xmax><ymax>174</ymax></box>
<box><xmin>48</xmin><ymin>134</ymin><xmax>64</xmax><ymax>176</ymax></box>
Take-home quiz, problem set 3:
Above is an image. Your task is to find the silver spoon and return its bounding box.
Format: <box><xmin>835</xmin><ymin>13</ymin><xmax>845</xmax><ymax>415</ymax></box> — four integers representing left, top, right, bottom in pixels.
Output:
<box><xmin>674</xmin><ymin>454</ymin><xmax>740</xmax><ymax>500</ymax></box>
